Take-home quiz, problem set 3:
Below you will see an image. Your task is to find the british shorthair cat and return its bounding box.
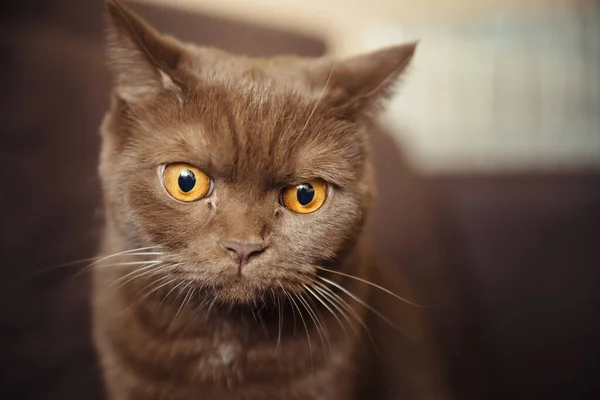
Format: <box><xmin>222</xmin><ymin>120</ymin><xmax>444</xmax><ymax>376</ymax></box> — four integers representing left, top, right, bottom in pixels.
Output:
<box><xmin>93</xmin><ymin>1</ymin><xmax>450</xmax><ymax>399</ymax></box>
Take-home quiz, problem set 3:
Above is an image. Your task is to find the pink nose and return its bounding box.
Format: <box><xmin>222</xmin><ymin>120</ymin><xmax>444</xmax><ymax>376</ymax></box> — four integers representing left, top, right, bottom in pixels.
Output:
<box><xmin>219</xmin><ymin>239</ymin><xmax>265</xmax><ymax>267</ymax></box>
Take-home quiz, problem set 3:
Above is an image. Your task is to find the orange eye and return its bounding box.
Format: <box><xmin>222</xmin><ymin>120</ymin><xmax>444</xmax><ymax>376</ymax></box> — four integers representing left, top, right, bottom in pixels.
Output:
<box><xmin>281</xmin><ymin>180</ymin><xmax>327</xmax><ymax>214</ymax></box>
<box><xmin>163</xmin><ymin>163</ymin><xmax>212</xmax><ymax>202</ymax></box>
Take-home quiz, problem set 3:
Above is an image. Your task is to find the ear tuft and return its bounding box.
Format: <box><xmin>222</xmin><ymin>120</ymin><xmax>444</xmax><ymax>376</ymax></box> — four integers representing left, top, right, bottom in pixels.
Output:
<box><xmin>105</xmin><ymin>0</ymin><xmax>185</xmax><ymax>103</ymax></box>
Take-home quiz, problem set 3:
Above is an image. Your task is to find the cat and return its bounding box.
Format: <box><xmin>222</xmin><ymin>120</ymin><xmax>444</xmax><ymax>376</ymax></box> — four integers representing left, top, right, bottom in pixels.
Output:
<box><xmin>93</xmin><ymin>1</ymin><xmax>451</xmax><ymax>399</ymax></box>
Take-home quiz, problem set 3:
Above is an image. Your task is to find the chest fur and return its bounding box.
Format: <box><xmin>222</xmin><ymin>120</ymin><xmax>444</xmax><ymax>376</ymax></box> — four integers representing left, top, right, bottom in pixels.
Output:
<box><xmin>95</xmin><ymin>287</ymin><xmax>359</xmax><ymax>400</ymax></box>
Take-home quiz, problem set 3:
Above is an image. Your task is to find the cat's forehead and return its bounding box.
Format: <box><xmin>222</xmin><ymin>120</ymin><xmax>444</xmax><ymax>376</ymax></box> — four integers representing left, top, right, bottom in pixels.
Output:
<box><xmin>138</xmin><ymin>81</ymin><xmax>364</xmax><ymax>188</ymax></box>
<box><xmin>186</xmin><ymin>48</ymin><xmax>323</xmax><ymax>97</ymax></box>
<box><xmin>107</xmin><ymin>0</ymin><xmax>415</xmax><ymax>190</ymax></box>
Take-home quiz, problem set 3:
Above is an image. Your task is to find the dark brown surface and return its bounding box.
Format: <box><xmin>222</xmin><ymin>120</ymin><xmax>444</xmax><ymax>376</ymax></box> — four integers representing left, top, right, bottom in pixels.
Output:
<box><xmin>0</xmin><ymin>19</ymin><xmax>107</xmax><ymax>400</ymax></box>
<box><xmin>1</xmin><ymin>0</ymin><xmax>599</xmax><ymax>399</ymax></box>
<box><xmin>435</xmin><ymin>174</ymin><xmax>600</xmax><ymax>399</ymax></box>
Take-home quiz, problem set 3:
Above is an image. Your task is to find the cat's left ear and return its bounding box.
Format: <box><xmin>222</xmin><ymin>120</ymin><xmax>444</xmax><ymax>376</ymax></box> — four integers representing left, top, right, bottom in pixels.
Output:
<box><xmin>105</xmin><ymin>0</ymin><xmax>187</xmax><ymax>104</ymax></box>
<box><xmin>312</xmin><ymin>43</ymin><xmax>417</xmax><ymax>116</ymax></box>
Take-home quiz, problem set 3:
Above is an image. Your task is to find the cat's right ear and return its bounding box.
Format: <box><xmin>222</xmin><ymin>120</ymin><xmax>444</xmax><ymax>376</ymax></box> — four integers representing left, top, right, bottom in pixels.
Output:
<box><xmin>308</xmin><ymin>43</ymin><xmax>417</xmax><ymax>118</ymax></box>
<box><xmin>105</xmin><ymin>0</ymin><xmax>186</xmax><ymax>104</ymax></box>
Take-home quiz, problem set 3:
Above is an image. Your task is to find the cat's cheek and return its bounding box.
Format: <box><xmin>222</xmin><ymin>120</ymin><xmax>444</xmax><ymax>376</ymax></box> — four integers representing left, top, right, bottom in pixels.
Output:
<box><xmin>274</xmin><ymin>195</ymin><xmax>360</xmax><ymax>262</ymax></box>
<box><xmin>128</xmin><ymin>194</ymin><xmax>214</xmax><ymax>251</ymax></box>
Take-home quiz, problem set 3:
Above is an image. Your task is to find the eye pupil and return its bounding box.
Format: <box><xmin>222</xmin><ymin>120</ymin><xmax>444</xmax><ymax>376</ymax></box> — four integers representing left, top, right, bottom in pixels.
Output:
<box><xmin>178</xmin><ymin>170</ymin><xmax>196</xmax><ymax>193</ymax></box>
<box><xmin>296</xmin><ymin>184</ymin><xmax>315</xmax><ymax>206</ymax></box>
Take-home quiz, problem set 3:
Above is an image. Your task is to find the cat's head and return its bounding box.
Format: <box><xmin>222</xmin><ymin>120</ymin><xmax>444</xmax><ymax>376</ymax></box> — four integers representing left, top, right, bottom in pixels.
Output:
<box><xmin>100</xmin><ymin>0</ymin><xmax>415</xmax><ymax>304</ymax></box>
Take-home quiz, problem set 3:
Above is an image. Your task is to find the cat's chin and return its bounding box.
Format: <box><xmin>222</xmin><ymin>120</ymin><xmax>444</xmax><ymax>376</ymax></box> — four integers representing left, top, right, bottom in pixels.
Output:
<box><xmin>209</xmin><ymin>288</ymin><xmax>264</xmax><ymax>306</ymax></box>
<box><xmin>194</xmin><ymin>276</ymin><xmax>276</xmax><ymax>307</ymax></box>
<box><xmin>163</xmin><ymin>262</ymin><xmax>309</xmax><ymax>307</ymax></box>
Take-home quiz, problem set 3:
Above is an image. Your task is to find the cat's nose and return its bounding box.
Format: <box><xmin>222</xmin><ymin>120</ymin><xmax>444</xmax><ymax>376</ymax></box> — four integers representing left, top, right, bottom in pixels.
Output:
<box><xmin>219</xmin><ymin>239</ymin><xmax>265</xmax><ymax>268</ymax></box>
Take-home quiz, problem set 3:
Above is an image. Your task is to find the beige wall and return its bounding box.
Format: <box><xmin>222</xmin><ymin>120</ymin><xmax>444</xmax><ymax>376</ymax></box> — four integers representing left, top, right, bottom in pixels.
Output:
<box><xmin>135</xmin><ymin>0</ymin><xmax>574</xmax><ymax>55</ymax></box>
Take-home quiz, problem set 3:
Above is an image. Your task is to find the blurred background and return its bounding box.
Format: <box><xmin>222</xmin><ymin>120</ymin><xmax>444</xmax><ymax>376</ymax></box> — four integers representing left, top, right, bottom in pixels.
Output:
<box><xmin>1</xmin><ymin>0</ymin><xmax>598</xmax><ymax>399</ymax></box>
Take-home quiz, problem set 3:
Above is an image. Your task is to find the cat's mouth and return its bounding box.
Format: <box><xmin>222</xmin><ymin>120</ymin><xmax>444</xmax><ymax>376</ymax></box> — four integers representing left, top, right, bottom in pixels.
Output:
<box><xmin>196</xmin><ymin>278</ymin><xmax>284</xmax><ymax>306</ymax></box>
<box><xmin>156</xmin><ymin>254</ymin><xmax>314</xmax><ymax>305</ymax></box>
<box><xmin>167</xmin><ymin>269</ymin><xmax>287</xmax><ymax>306</ymax></box>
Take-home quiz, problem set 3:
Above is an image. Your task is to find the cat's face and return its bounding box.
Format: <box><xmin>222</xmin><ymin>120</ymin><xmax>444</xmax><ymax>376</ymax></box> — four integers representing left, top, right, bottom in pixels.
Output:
<box><xmin>101</xmin><ymin>0</ymin><xmax>415</xmax><ymax>304</ymax></box>
<box><xmin>104</xmin><ymin>85</ymin><xmax>370</xmax><ymax>303</ymax></box>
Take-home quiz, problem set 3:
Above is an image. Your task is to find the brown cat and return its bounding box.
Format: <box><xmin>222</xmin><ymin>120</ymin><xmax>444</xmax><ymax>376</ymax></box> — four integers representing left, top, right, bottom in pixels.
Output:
<box><xmin>93</xmin><ymin>1</ymin><xmax>450</xmax><ymax>399</ymax></box>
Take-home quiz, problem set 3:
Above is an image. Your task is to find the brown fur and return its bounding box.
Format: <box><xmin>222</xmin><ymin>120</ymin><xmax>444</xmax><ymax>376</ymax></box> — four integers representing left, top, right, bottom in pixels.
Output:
<box><xmin>93</xmin><ymin>1</ymin><xmax>449</xmax><ymax>399</ymax></box>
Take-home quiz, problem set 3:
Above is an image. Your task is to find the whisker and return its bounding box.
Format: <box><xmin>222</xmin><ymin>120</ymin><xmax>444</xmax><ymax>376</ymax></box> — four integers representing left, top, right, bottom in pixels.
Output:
<box><xmin>314</xmin><ymin>266</ymin><xmax>427</xmax><ymax>307</ymax></box>
<box><xmin>288</xmin><ymin>292</ymin><xmax>313</xmax><ymax>370</ymax></box>
<box><xmin>70</xmin><ymin>254</ymin><xmax>163</xmax><ymax>282</ymax></box>
<box><xmin>305</xmin><ymin>292</ymin><xmax>332</xmax><ymax>351</ymax></box>
<box><xmin>45</xmin><ymin>246</ymin><xmax>161</xmax><ymax>271</ymax></box>
<box><xmin>303</xmin><ymin>284</ymin><xmax>349</xmax><ymax>340</ymax></box>
<box><xmin>275</xmin><ymin>290</ymin><xmax>283</xmax><ymax>354</ymax></box>
<box><xmin>78</xmin><ymin>251</ymin><xmax>162</xmax><ymax>272</ymax></box>
<box><xmin>249</xmin><ymin>303</ymin><xmax>259</xmax><ymax>324</ymax></box>
<box><xmin>318</xmin><ymin>276</ymin><xmax>414</xmax><ymax>341</ymax></box>
<box><xmin>312</xmin><ymin>282</ymin><xmax>357</xmax><ymax>335</ymax></box>
<box><xmin>313</xmin><ymin>280</ymin><xmax>381</xmax><ymax>358</ymax></box>
<box><xmin>31</xmin><ymin>246</ymin><xmax>163</xmax><ymax>279</ymax></box>
<box><xmin>195</xmin><ymin>290</ymin><xmax>208</xmax><ymax>312</ymax></box>
<box><xmin>295</xmin><ymin>292</ymin><xmax>329</xmax><ymax>354</ymax></box>
<box><xmin>206</xmin><ymin>295</ymin><xmax>219</xmax><ymax>316</ymax></box>
<box><xmin>245</xmin><ymin>294</ymin><xmax>268</xmax><ymax>336</ymax></box>
<box><xmin>137</xmin><ymin>268</ymin><xmax>184</xmax><ymax>303</ymax></box>
<box><xmin>134</xmin><ymin>273</ymin><xmax>174</xmax><ymax>298</ymax></box>
<box><xmin>113</xmin><ymin>274</ymin><xmax>176</xmax><ymax>316</ymax></box>
<box><xmin>104</xmin><ymin>261</ymin><xmax>164</xmax><ymax>290</ymax></box>
<box><xmin>98</xmin><ymin>260</ymin><xmax>163</xmax><ymax>266</ymax></box>
<box><xmin>206</xmin><ymin>295</ymin><xmax>217</xmax><ymax>316</ymax></box>
<box><xmin>160</xmin><ymin>280</ymin><xmax>187</xmax><ymax>307</ymax></box>
<box><xmin>256</xmin><ymin>304</ymin><xmax>268</xmax><ymax>336</ymax></box>
<box><xmin>278</xmin><ymin>283</ymin><xmax>297</xmax><ymax>336</ymax></box>
<box><xmin>170</xmin><ymin>283</ymin><xmax>194</xmax><ymax>328</ymax></box>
